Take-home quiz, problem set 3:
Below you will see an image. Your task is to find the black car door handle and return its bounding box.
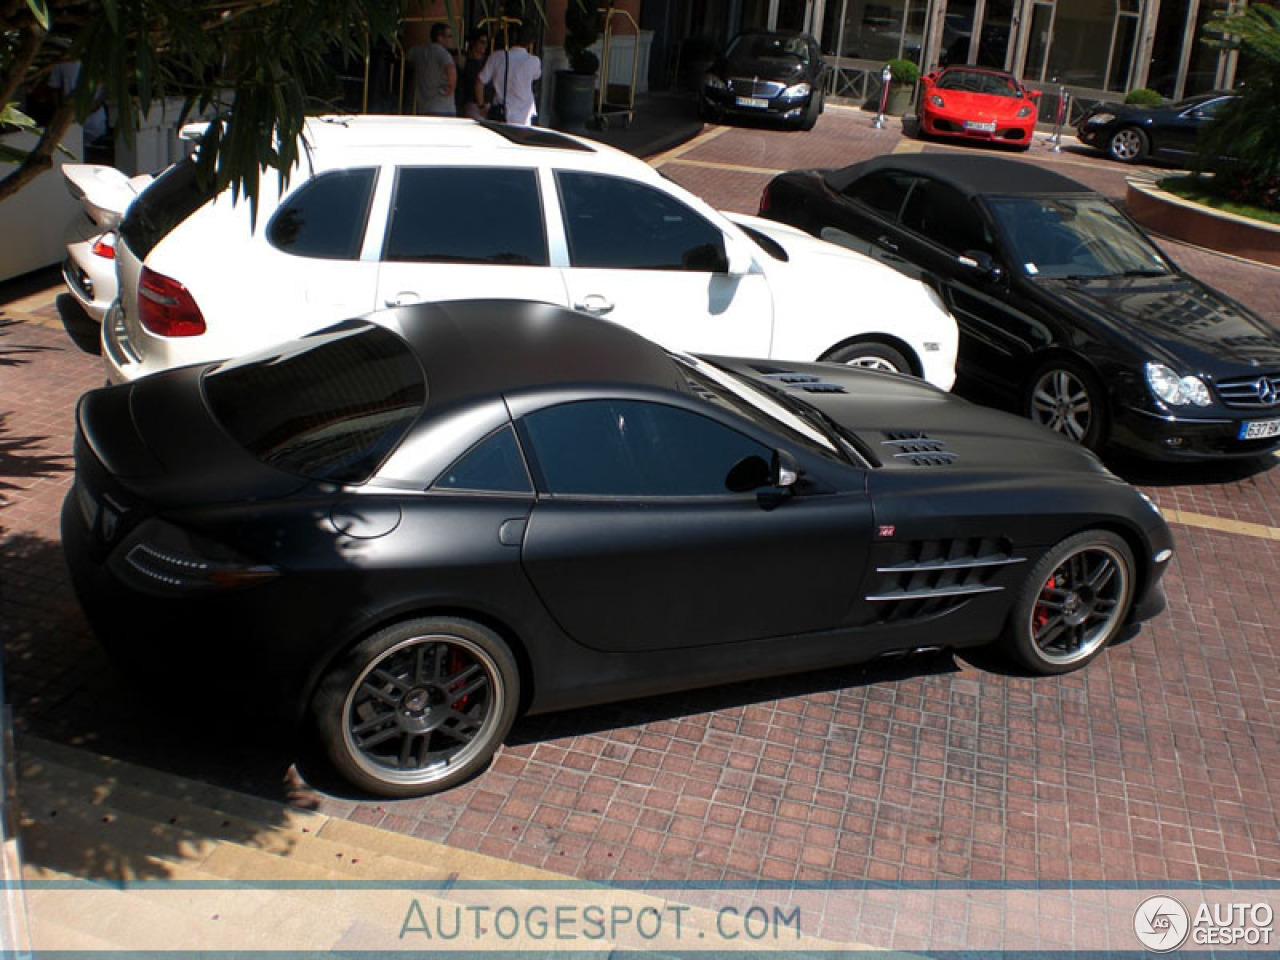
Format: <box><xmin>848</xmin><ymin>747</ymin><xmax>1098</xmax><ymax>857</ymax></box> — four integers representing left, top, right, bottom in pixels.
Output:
<box><xmin>498</xmin><ymin>518</ymin><xmax>527</xmax><ymax>546</ymax></box>
<box><xmin>877</xmin><ymin>234</ymin><xmax>899</xmax><ymax>252</ymax></box>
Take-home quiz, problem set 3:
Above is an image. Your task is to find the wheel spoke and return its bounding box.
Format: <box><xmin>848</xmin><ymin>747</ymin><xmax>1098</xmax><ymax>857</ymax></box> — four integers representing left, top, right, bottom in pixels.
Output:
<box><xmin>371</xmin><ymin>668</ymin><xmax>409</xmax><ymax>693</ymax></box>
<box><xmin>1035</xmin><ymin>613</ymin><xmax>1067</xmax><ymax>647</ymax></box>
<box><xmin>359</xmin><ymin>681</ymin><xmax>401</xmax><ymax>708</ymax></box>
<box><xmin>398</xmin><ymin>731</ymin><xmax>420</xmax><ymax>768</ymax></box>
<box><xmin>355</xmin><ymin>724</ymin><xmax>402</xmax><ymax>750</ymax></box>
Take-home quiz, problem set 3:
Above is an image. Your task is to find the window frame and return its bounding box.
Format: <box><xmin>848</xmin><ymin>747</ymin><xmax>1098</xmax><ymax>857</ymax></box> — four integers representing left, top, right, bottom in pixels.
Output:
<box><xmin>266</xmin><ymin>166</ymin><xmax>380</xmax><ymax>261</ymax></box>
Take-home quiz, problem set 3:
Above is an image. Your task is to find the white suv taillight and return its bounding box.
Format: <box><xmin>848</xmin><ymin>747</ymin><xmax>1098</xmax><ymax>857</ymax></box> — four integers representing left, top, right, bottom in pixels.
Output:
<box><xmin>138</xmin><ymin>267</ymin><xmax>206</xmax><ymax>337</ymax></box>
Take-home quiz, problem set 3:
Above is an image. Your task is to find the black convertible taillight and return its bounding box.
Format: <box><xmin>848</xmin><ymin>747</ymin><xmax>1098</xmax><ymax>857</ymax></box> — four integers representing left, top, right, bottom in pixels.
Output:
<box><xmin>759</xmin><ymin>183</ymin><xmax>773</xmax><ymax>214</ymax></box>
<box><xmin>109</xmin><ymin>519</ymin><xmax>279</xmax><ymax>596</ymax></box>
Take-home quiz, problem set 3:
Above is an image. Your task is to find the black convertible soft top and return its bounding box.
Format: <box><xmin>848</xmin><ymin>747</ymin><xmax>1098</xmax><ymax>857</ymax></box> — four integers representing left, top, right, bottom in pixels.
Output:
<box><xmin>823</xmin><ymin>154</ymin><xmax>1095</xmax><ymax>199</ymax></box>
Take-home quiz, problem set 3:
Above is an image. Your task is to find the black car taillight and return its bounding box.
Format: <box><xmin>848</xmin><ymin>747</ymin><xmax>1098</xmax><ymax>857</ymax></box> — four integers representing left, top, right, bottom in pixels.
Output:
<box><xmin>109</xmin><ymin>518</ymin><xmax>280</xmax><ymax>596</ymax></box>
<box><xmin>759</xmin><ymin>182</ymin><xmax>773</xmax><ymax>214</ymax></box>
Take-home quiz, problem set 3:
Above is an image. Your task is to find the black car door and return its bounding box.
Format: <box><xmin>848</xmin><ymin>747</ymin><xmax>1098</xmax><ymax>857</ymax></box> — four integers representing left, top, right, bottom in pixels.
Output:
<box><xmin>1160</xmin><ymin>96</ymin><xmax>1231</xmax><ymax>159</ymax></box>
<box><xmin>894</xmin><ymin>178</ymin><xmax>1052</xmax><ymax>401</ymax></box>
<box><xmin>516</xmin><ymin>397</ymin><xmax>874</xmax><ymax>653</ymax></box>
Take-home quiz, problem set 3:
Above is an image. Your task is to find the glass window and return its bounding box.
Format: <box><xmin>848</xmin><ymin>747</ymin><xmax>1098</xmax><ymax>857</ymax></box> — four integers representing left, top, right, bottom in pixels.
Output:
<box><xmin>384</xmin><ymin>167</ymin><xmax>547</xmax><ymax>265</ymax></box>
<box><xmin>267</xmin><ymin>168</ymin><xmax>377</xmax><ymax>260</ymax></box>
<box><xmin>900</xmin><ymin>180</ymin><xmax>991</xmax><ymax>254</ymax></box>
<box><xmin>844</xmin><ymin>171</ymin><xmax>914</xmax><ymax>218</ymax></box>
<box><xmin>433</xmin><ymin>425</ymin><xmax>532</xmax><ymax>493</ymax></box>
<box><xmin>203</xmin><ymin>323</ymin><xmax>425</xmax><ymax>484</ymax></box>
<box><xmin>556</xmin><ymin>171</ymin><xmax>728</xmax><ymax>272</ymax></box>
<box><xmin>522</xmin><ymin>400</ymin><xmax>771</xmax><ymax>497</ymax></box>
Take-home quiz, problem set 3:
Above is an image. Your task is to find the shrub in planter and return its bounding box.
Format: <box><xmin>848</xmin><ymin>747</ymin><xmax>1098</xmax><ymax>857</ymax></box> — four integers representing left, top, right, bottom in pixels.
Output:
<box><xmin>1124</xmin><ymin>88</ymin><xmax>1163</xmax><ymax>105</ymax></box>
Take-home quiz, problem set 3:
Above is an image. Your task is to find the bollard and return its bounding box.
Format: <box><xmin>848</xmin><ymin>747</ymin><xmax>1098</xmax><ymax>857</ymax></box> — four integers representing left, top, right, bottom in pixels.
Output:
<box><xmin>1049</xmin><ymin>84</ymin><xmax>1068</xmax><ymax>151</ymax></box>
<box><xmin>873</xmin><ymin>64</ymin><xmax>892</xmax><ymax>129</ymax></box>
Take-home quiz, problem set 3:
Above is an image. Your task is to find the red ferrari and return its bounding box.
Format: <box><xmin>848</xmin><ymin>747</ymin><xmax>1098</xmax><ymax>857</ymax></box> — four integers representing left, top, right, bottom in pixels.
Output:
<box><xmin>918</xmin><ymin>66</ymin><xmax>1040</xmax><ymax>150</ymax></box>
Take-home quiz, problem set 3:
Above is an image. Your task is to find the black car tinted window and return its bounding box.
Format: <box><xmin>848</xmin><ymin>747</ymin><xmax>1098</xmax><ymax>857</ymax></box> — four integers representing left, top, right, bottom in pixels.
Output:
<box><xmin>267</xmin><ymin>168</ymin><xmax>377</xmax><ymax>260</ymax></box>
<box><xmin>523</xmin><ymin>400</ymin><xmax>770</xmax><ymax>497</ymax></box>
<box><xmin>557</xmin><ymin>171</ymin><xmax>727</xmax><ymax>272</ymax></box>
<box><xmin>384</xmin><ymin>167</ymin><xmax>547</xmax><ymax>265</ymax></box>
<box><xmin>900</xmin><ymin>180</ymin><xmax>992</xmax><ymax>254</ymax></box>
<box><xmin>119</xmin><ymin>159</ymin><xmax>218</xmax><ymax>258</ymax></box>
<box><xmin>204</xmin><ymin>324</ymin><xmax>426</xmax><ymax>484</ymax></box>
<box><xmin>845</xmin><ymin>171</ymin><xmax>914</xmax><ymax>218</ymax></box>
<box><xmin>433</xmin><ymin>425</ymin><xmax>532</xmax><ymax>493</ymax></box>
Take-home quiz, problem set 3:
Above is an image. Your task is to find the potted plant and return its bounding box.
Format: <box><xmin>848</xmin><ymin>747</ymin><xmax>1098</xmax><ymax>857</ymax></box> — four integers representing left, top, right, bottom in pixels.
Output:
<box><xmin>884</xmin><ymin>58</ymin><xmax>920</xmax><ymax>116</ymax></box>
<box><xmin>553</xmin><ymin>0</ymin><xmax>599</xmax><ymax>133</ymax></box>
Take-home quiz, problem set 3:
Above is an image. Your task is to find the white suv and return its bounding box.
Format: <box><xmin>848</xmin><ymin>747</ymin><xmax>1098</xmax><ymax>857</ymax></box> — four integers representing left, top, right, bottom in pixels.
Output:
<box><xmin>104</xmin><ymin>117</ymin><xmax>957</xmax><ymax>387</ymax></box>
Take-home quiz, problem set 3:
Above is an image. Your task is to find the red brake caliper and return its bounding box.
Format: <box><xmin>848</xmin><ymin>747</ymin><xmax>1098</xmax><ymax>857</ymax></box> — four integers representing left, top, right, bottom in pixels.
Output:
<box><xmin>447</xmin><ymin>649</ymin><xmax>472</xmax><ymax>711</ymax></box>
<box><xmin>1033</xmin><ymin>576</ymin><xmax>1056</xmax><ymax>632</ymax></box>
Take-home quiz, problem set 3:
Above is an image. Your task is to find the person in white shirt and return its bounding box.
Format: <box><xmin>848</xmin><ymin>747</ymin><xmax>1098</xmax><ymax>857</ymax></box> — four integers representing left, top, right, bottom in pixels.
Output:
<box><xmin>476</xmin><ymin>23</ymin><xmax>542</xmax><ymax>126</ymax></box>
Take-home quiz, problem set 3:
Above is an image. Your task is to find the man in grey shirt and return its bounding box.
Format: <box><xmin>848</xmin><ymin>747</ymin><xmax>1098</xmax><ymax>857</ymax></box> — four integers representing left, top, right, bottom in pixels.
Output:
<box><xmin>410</xmin><ymin>22</ymin><xmax>458</xmax><ymax>116</ymax></box>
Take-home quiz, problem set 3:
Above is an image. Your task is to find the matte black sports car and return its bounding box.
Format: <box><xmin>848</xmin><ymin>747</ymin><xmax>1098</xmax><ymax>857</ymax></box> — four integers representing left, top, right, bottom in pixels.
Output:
<box><xmin>63</xmin><ymin>300</ymin><xmax>1171</xmax><ymax>797</ymax></box>
<box><xmin>1076</xmin><ymin>92</ymin><xmax>1236</xmax><ymax>165</ymax></box>
<box><xmin>759</xmin><ymin>154</ymin><xmax>1280</xmax><ymax>460</ymax></box>
<box><xmin>700</xmin><ymin>30</ymin><xmax>827</xmax><ymax>130</ymax></box>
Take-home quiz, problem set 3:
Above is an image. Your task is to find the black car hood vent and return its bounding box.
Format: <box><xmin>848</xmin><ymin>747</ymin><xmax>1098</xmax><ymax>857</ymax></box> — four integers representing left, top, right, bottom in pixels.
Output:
<box><xmin>881</xmin><ymin>431</ymin><xmax>958</xmax><ymax>466</ymax></box>
<box><xmin>762</xmin><ymin>372</ymin><xmax>848</xmax><ymax>394</ymax></box>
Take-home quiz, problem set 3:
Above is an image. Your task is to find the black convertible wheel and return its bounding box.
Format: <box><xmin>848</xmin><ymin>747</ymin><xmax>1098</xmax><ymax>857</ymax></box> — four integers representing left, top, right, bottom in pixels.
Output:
<box><xmin>1107</xmin><ymin>126</ymin><xmax>1149</xmax><ymax>163</ymax></box>
<box><xmin>1006</xmin><ymin>530</ymin><xmax>1135</xmax><ymax>674</ymax></box>
<box><xmin>314</xmin><ymin>617</ymin><xmax>519</xmax><ymax>797</ymax></box>
<box><xmin>823</xmin><ymin>341</ymin><xmax>912</xmax><ymax>375</ymax></box>
<box><xmin>1027</xmin><ymin>363</ymin><xmax>1107</xmax><ymax>450</ymax></box>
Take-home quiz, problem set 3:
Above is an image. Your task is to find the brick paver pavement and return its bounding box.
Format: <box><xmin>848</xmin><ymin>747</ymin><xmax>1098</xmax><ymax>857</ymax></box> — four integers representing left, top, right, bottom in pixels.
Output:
<box><xmin>2</xmin><ymin>108</ymin><xmax>1279</xmax><ymax>901</ymax></box>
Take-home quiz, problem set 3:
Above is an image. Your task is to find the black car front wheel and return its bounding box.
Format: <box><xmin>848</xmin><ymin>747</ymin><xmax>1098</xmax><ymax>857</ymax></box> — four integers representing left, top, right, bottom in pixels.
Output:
<box><xmin>822</xmin><ymin>341</ymin><xmax>912</xmax><ymax>375</ymax></box>
<box><xmin>1027</xmin><ymin>362</ymin><xmax>1107</xmax><ymax>450</ymax></box>
<box><xmin>1004</xmin><ymin>530</ymin><xmax>1135</xmax><ymax>674</ymax></box>
<box><xmin>313</xmin><ymin>617</ymin><xmax>520</xmax><ymax>797</ymax></box>
<box><xmin>1107</xmin><ymin>126</ymin><xmax>1149</xmax><ymax>163</ymax></box>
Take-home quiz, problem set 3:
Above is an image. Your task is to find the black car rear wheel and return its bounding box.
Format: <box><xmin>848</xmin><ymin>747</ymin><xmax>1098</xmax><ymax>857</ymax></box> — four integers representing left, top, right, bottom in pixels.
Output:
<box><xmin>313</xmin><ymin>617</ymin><xmax>519</xmax><ymax>797</ymax></box>
<box><xmin>823</xmin><ymin>341</ymin><xmax>911</xmax><ymax>375</ymax></box>
<box><xmin>1027</xmin><ymin>362</ymin><xmax>1107</xmax><ymax>450</ymax></box>
<box><xmin>1107</xmin><ymin>126</ymin><xmax>1149</xmax><ymax>163</ymax></box>
<box><xmin>1005</xmin><ymin>530</ymin><xmax>1135</xmax><ymax>674</ymax></box>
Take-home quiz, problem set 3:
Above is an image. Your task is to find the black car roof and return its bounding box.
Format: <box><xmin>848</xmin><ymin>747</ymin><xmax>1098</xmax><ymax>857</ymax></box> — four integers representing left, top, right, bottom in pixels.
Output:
<box><xmin>824</xmin><ymin>154</ymin><xmax>1095</xmax><ymax>199</ymax></box>
<box><xmin>385</xmin><ymin>299</ymin><xmax>686</xmax><ymax>406</ymax></box>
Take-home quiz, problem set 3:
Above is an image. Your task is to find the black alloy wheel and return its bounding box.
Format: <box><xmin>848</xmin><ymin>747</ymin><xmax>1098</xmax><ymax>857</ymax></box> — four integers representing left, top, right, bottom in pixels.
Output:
<box><xmin>1004</xmin><ymin>530</ymin><xmax>1135</xmax><ymax>674</ymax></box>
<box><xmin>314</xmin><ymin>617</ymin><xmax>519</xmax><ymax>797</ymax></box>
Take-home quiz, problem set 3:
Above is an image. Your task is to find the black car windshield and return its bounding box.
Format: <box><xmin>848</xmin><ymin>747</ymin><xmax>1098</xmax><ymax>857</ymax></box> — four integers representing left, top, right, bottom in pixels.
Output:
<box><xmin>203</xmin><ymin>323</ymin><xmax>426</xmax><ymax>484</ymax></box>
<box><xmin>728</xmin><ymin>34</ymin><xmax>810</xmax><ymax>63</ymax></box>
<box><xmin>673</xmin><ymin>355</ymin><xmax>868</xmax><ymax>466</ymax></box>
<box><xmin>986</xmin><ymin>196</ymin><xmax>1174</xmax><ymax>279</ymax></box>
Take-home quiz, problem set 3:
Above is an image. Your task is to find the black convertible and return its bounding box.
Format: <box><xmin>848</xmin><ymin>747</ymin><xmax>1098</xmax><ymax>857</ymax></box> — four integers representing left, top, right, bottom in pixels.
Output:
<box><xmin>759</xmin><ymin>154</ymin><xmax>1280</xmax><ymax>460</ymax></box>
<box><xmin>63</xmin><ymin>300</ymin><xmax>1171</xmax><ymax>797</ymax></box>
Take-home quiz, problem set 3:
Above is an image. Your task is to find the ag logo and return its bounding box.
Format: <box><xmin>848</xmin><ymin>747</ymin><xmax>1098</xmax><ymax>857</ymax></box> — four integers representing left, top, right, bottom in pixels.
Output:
<box><xmin>1134</xmin><ymin>895</ymin><xmax>1190</xmax><ymax>952</ymax></box>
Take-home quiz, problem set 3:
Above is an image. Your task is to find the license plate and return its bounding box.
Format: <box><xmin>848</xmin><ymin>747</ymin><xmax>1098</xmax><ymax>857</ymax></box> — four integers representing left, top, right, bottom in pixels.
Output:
<box><xmin>735</xmin><ymin>96</ymin><xmax>768</xmax><ymax>109</ymax></box>
<box><xmin>964</xmin><ymin>120</ymin><xmax>997</xmax><ymax>132</ymax></box>
<box><xmin>1239</xmin><ymin>418</ymin><xmax>1280</xmax><ymax>440</ymax></box>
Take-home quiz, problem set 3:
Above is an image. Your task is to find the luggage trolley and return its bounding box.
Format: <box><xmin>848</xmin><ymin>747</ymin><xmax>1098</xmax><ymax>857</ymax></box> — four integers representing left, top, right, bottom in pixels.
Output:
<box><xmin>594</xmin><ymin>5</ymin><xmax>640</xmax><ymax>130</ymax></box>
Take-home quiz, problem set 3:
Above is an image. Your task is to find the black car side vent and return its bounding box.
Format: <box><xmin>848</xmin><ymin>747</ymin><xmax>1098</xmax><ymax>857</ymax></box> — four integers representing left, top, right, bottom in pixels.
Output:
<box><xmin>882</xmin><ymin>431</ymin><xmax>957</xmax><ymax>465</ymax></box>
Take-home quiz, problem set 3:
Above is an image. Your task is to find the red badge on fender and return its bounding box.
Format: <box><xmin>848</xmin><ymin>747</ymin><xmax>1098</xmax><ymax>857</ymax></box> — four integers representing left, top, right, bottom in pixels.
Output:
<box><xmin>878</xmin><ymin>525</ymin><xmax>895</xmax><ymax>538</ymax></box>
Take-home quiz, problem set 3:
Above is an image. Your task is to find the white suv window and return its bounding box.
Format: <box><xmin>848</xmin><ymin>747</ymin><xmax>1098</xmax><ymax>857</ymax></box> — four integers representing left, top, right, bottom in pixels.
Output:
<box><xmin>383</xmin><ymin>167</ymin><xmax>548</xmax><ymax>266</ymax></box>
<box><xmin>267</xmin><ymin>168</ymin><xmax>378</xmax><ymax>260</ymax></box>
<box><xmin>556</xmin><ymin>170</ymin><xmax>728</xmax><ymax>272</ymax></box>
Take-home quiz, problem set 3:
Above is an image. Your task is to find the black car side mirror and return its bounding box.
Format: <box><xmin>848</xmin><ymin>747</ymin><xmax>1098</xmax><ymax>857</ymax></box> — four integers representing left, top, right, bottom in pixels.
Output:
<box><xmin>725</xmin><ymin>450</ymin><xmax>797</xmax><ymax>510</ymax></box>
<box><xmin>958</xmin><ymin>250</ymin><xmax>1004</xmax><ymax>283</ymax></box>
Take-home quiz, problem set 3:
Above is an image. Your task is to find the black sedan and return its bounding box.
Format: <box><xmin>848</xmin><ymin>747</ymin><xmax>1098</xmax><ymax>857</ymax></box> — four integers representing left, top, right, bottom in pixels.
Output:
<box><xmin>1076</xmin><ymin>92</ymin><xmax>1236</xmax><ymax>165</ymax></box>
<box><xmin>700</xmin><ymin>30</ymin><xmax>826</xmax><ymax>130</ymax></box>
<box><xmin>759</xmin><ymin>154</ymin><xmax>1280</xmax><ymax>460</ymax></box>
<box><xmin>63</xmin><ymin>300</ymin><xmax>1171</xmax><ymax>797</ymax></box>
